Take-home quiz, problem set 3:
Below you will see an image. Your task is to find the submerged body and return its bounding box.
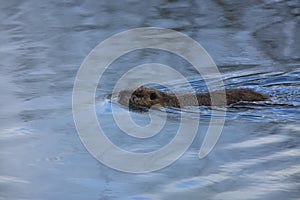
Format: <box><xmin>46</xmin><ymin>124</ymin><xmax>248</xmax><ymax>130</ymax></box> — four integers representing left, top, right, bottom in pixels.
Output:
<box><xmin>118</xmin><ymin>86</ymin><xmax>269</xmax><ymax>109</ymax></box>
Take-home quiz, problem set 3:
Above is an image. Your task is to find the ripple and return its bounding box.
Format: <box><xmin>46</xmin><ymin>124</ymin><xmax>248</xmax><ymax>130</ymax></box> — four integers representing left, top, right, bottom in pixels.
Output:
<box><xmin>161</xmin><ymin>67</ymin><xmax>300</xmax><ymax>122</ymax></box>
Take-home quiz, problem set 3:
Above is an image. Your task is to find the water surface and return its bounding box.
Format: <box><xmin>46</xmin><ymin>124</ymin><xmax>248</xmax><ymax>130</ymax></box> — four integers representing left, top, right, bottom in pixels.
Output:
<box><xmin>1</xmin><ymin>1</ymin><xmax>300</xmax><ymax>200</ymax></box>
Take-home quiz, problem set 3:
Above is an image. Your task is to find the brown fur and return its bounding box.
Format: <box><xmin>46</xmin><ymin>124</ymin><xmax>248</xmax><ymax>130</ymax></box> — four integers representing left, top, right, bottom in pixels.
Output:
<box><xmin>118</xmin><ymin>86</ymin><xmax>269</xmax><ymax>109</ymax></box>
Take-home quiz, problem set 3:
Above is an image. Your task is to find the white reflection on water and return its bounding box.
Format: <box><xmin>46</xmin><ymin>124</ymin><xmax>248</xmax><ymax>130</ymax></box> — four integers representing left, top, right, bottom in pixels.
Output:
<box><xmin>0</xmin><ymin>176</ymin><xmax>29</xmax><ymax>184</ymax></box>
<box><xmin>224</xmin><ymin>135</ymin><xmax>289</xmax><ymax>149</ymax></box>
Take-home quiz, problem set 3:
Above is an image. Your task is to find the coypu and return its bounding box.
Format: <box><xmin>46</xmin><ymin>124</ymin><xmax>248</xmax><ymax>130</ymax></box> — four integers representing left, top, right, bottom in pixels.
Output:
<box><xmin>118</xmin><ymin>86</ymin><xmax>269</xmax><ymax>109</ymax></box>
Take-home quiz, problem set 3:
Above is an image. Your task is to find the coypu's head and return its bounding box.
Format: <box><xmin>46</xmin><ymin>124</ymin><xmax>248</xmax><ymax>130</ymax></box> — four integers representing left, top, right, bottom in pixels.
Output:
<box><xmin>129</xmin><ymin>86</ymin><xmax>168</xmax><ymax>109</ymax></box>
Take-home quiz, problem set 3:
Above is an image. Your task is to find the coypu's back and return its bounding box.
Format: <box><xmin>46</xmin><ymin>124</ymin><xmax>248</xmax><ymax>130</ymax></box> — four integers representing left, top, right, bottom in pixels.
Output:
<box><xmin>224</xmin><ymin>88</ymin><xmax>269</xmax><ymax>105</ymax></box>
<box><xmin>118</xmin><ymin>86</ymin><xmax>269</xmax><ymax>109</ymax></box>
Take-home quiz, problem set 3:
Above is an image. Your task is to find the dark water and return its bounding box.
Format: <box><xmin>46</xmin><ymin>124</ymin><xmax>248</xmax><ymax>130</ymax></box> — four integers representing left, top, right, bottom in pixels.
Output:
<box><xmin>1</xmin><ymin>1</ymin><xmax>300</xmax><ymax>200</ymax></box>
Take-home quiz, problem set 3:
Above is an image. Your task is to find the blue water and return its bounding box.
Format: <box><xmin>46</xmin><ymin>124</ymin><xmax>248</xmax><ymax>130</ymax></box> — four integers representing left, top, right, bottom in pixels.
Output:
<box><xmin>1</xmin><ymin>1</ymin><xmax>300</xmax><ymax>200</ymax></box>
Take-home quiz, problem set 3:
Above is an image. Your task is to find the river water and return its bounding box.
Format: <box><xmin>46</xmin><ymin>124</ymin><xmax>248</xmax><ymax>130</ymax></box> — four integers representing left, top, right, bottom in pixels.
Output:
<box><xmin>1</xmin><ymin>1</ymin><xmax>300</xmax><ymax>200</ymax></box>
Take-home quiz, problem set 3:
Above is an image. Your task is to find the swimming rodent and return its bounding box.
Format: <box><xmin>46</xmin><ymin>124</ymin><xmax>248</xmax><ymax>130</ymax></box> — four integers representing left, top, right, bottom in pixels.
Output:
<box><xmin>118</xmin><ymin>86</ymin><xmax>269</xmax><ymax>109</ymax></box>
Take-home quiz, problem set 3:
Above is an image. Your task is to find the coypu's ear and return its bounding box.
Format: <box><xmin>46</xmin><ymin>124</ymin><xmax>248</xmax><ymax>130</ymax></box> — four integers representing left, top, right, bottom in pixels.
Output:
<box><xmin>150</xmin><ymin>92</ymin><xmax>158</xmax><ymax>100</ymax></box>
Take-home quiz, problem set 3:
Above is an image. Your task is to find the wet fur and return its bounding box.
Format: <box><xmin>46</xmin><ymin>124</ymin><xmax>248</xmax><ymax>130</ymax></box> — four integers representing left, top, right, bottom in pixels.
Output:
<box><xmin>118</xmin><ymin>86</ymin><xmax>269</xmax><ymax>109</ymax></box>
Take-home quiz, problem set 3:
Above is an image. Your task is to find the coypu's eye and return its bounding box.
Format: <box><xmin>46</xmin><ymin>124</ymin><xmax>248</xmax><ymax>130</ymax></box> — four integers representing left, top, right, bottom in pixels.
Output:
<box><xmin>150</xmin><ymin>92</ymin><xmax>158</xmax><ymax>100</ymax></box>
